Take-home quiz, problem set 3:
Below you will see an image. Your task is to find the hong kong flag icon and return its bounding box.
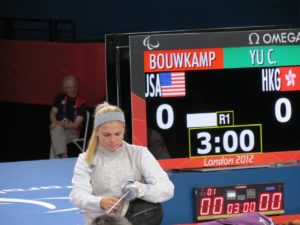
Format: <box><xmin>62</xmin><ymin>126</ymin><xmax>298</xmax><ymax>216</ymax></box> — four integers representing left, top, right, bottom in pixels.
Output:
<box><xmin>280</xmin><ymin>66</ymin><xmax>300</xmax><ymax>91</ymax></box>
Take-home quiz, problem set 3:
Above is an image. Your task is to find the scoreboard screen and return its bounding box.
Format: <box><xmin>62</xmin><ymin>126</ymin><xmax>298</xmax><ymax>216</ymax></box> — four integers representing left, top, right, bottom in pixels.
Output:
<box><xmin>194</xmin><ymin>182</ymin><xmax>284</xmax><ymax>221</ymax></box>
<box><xmin>129</xmin><ymin>28</ymin><xmax>300</xmax><ymax>170</ymax></box>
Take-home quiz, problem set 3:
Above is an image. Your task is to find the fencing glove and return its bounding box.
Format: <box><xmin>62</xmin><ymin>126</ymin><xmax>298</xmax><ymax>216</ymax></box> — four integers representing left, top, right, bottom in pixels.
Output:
<box><xmin>121</xmin><ymin>180</ymin><xmax>144</xmax><ymax>201</ymax></box>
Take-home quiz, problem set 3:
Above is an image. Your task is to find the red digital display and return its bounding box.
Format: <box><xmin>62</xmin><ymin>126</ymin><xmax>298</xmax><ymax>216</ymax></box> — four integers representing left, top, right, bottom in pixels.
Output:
<box><xmin>194</xmin><ymin>182</ymin><xmax>284</xmax><ymax>221</ymax></box>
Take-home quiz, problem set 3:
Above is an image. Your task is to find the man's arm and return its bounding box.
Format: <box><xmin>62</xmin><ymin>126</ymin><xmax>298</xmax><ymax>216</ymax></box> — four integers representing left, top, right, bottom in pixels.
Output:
<box><xmin>49</xmin><ymin>107</ymin><xmax>59</xmax><ymax>129</ymax></box>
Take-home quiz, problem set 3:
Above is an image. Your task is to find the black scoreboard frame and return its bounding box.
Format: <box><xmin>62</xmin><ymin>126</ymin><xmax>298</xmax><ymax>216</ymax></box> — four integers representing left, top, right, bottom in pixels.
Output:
<box><xmin>105</xmin><ymin>25</ymin><xmax>300</xmax><ymax>170</ymax></box>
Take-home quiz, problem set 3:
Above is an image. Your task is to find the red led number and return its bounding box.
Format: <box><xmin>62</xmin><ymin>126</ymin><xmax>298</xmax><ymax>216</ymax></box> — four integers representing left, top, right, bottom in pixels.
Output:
<box><xmin>227</xmin><ymin>202</ymin><xmax>256</xmax><ymax>214</ymax></box>
<box><xmin>199</xmin><ymin>197</ymin><xmax>224</xmax><ymax>215</ymax></box>
<box><xmin>207</xmin><ymin>188</ymin><xmax>217</xmax><ymax>196</ymax></box>
<box><xmin>226</xmin><ymin>203</ymin><xmax>240</xmax><ymax>214</ymax></box>
<box><xmin>242</xmin><ymin>202</ymin><xmax>256</xmax><ymax>213</ymax></box>
<box><xmin>259</xmin><ymin>192</ymin><xmax>283</xmax><ymax>211</ymax></box>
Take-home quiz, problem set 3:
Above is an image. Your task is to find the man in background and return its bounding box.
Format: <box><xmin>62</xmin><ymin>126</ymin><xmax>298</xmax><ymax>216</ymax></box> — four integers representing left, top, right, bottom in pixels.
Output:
<box><xmin>49</xmin><ymin>75</ymin><xmax>87</xmax><ymax>158</ymax></box>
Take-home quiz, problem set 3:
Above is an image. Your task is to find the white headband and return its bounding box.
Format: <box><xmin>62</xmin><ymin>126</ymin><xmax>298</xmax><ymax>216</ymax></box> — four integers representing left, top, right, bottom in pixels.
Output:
<box><xmin>94</xmin><ymin>112</ymin><xmax>125</xmax><ymax>127</ymax></box>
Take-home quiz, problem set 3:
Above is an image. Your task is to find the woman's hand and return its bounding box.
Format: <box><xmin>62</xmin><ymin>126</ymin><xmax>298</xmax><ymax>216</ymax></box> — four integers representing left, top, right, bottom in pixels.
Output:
<box><xmin>100</xmin><ymin>196</ymin><xmax>120</xmax><ymax>212</ymax></box>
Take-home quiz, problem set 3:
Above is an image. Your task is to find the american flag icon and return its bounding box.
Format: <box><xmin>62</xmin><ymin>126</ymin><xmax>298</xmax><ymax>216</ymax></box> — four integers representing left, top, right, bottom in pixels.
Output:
<box><xmin>159</xmin><ymin>72</ymin><xmax>186</xmax><ymax>97</ymax></box>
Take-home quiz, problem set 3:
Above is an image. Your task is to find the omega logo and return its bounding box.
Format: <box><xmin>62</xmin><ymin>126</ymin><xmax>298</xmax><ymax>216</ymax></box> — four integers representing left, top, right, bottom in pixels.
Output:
<box><xmin>248</xmin><ymin>31</ymin><xmax>300</xmax><ymax>45</ymax></box>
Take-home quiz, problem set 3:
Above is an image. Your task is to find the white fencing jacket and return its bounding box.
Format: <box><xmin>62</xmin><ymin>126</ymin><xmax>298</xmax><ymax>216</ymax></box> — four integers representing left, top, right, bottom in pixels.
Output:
<box><xmin>69</xmin><ymin>141</ymin><xmax>174</xmax><ymax>225</ymax></box>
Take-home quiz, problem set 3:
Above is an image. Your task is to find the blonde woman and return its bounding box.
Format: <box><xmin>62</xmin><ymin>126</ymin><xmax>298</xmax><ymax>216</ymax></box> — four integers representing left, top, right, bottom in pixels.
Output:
<box><xmin>70</xmin><ymin>102</ymin><xmax>174</xmax><ymax>225</ymax></box>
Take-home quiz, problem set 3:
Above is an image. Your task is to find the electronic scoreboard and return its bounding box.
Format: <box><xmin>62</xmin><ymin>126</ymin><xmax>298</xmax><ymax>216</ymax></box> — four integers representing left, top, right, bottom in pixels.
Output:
<box><xmin>194</xmin><ymin>182</ymin><xmax>284</xmax><ymax>221</ymax></box>
<box><xmin>129</xmin><ymin>28</ymin><xmax>300</xmax><ymax>170</ymax></box>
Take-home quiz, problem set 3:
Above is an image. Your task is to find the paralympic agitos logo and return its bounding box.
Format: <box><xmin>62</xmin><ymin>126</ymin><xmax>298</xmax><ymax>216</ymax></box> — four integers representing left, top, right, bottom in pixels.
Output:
<box><xmin>143</xmin><ymin>36</ymin><xmax>160</xmax><ymax>50</ymax></box>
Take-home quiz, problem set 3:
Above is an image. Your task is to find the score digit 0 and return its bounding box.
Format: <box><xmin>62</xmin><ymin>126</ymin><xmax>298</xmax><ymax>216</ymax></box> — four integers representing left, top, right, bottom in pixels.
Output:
<box><xmin>275</xmin><ymin>98</ymin><xmax>292</xmax><ymax>123</ymax></box>
<box><xmin>156</xmin><ymin>104</ymin><xmax>174</xmax><ymax>129</ymax></box>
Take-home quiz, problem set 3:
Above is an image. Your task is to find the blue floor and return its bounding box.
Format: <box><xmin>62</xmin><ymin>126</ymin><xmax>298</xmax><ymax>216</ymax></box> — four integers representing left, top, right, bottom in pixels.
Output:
<box><xmin>0</xmin><ymin>158</ymin><xmax>83</xmax><ymax>225</ymax></box>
